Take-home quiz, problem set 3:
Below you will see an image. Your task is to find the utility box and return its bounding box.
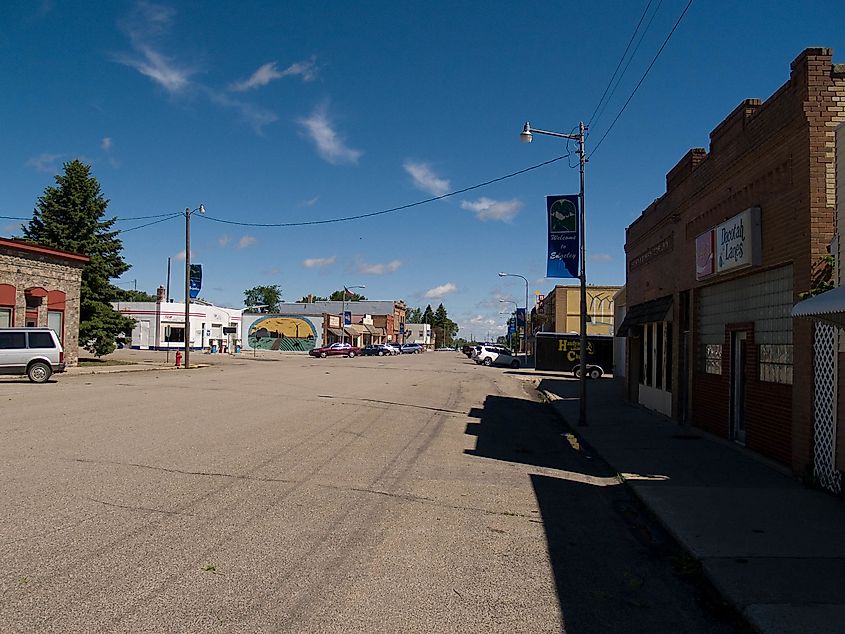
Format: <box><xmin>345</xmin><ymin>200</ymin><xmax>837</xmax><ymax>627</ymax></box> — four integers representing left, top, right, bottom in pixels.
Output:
<box><xmin>535</xmin><ymin>332</ymin><xmax>614</xmax><ymax>376</ymax></box>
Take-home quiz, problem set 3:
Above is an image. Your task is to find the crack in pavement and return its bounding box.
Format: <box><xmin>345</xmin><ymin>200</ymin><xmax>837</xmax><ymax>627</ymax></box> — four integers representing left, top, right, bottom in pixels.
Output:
<box><xmin>86</xmin><ymin>498</ymin><xmax>193</xmax><ymax>516</ymax></box>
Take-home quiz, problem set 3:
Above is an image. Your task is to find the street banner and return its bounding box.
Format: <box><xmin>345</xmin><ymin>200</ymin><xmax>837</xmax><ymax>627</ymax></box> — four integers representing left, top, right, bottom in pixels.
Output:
<box><xmin>343</xmin><ymin>311</ymin><xmax>352</xmax><ymax>326</ymax></box>
<box><xmin>546</xmin><ymin>195</ymin><xmax>579</xmax><ymax>278</ymax></box>
<box><xmin>516</xmin><ymin>308</ymin><xmax>526</xmax><ymax>327</ymax></box>
<box><xmin>189</xmin><ymin>264</ymin><xmax>202</xmax><ymax>299</ymax></box>
<box><xmin>507</xmin><ymin>322</ymin><xmax>516</xmax><ymax>337</ymax></box>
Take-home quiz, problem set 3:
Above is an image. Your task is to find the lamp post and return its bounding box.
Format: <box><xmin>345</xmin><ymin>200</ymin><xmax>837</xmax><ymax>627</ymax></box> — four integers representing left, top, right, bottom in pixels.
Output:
<box><xmin>498</xmin><ymin>272</ymin><xmax>529</xmax><ymax>358</ymax></box>
<box><xmin>340</xmin><ymin>285</ymin><xmax>365</xmax><ymax>345</ymax></box>
<box><xmin>184</xmin><ymin>204</ymin><xmax>204</xmax><ymax>369</ymax></box>
<box><xmin>499</xmin><ymin>299</ymin><xmax>519</xmax><ymax>349</ymax></box>
<box><xmin>520</xmin><ymin>120</ymin><xmax>588</xmax><ymax>426</ymax></box>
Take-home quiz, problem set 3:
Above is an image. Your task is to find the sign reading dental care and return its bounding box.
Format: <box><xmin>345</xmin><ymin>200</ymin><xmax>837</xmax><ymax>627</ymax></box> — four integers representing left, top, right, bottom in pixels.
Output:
<box><xmin>715</xmin><ymin>207</ymin><xmax>761</xmax><ymax>273</ymax></box>
<box><xmin>546</xmin><ymin>195</ymin><xmax>579</xmax><ymax>278</ymax></box>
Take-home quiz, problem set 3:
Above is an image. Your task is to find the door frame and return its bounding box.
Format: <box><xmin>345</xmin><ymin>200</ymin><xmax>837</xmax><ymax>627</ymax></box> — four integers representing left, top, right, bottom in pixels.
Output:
<box><xmin>730</xmin><ymin>329</ymin><xmax>749</xmax><ymax>444</ymax></box>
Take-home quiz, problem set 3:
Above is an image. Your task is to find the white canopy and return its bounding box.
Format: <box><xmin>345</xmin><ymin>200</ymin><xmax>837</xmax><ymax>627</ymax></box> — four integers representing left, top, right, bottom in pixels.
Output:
<box><xmin>792</xmin><ymin>285</ymin><xmax>845</xmax><ymax>328</ymax></box>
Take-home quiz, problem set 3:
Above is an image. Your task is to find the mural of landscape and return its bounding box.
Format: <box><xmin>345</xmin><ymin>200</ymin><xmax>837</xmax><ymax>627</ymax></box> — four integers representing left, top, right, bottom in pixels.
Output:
<box><xmin>247</xmin><ymin>315</ymin><xmax>317</xmax><ymax>352</ymax></box>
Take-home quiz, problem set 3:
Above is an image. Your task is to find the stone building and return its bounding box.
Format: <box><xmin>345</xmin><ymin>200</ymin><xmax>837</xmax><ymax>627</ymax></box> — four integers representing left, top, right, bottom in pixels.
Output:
<box><xmin>0</xmin><ymin>237</ymin><xmax>88</xmax><ymax>365</ymax></box>
<box><xmin>618</xmin><ymin>48</ymin><xmax>845</xmax><ymax>477</ymax></box>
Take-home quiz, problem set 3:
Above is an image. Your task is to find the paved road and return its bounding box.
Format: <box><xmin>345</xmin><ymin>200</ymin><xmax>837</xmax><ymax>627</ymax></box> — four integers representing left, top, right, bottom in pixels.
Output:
<box><xmin>0</xmin><ymin>353</ymin><xmax>732</xmax><ymax>633</ymax></box>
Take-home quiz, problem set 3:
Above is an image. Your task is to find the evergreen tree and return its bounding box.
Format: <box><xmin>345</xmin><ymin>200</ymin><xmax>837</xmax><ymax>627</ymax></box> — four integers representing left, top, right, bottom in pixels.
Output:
<box><xmin>432</xmin><ymin>303</ymin><xmax>458</xmax><ymax>347</ymax></box>
<box><xmin>405</xmin><ymin>306</ymin><xmax>423</xmax><ymax>323</ymax></box>
<box><xmin>23</xmin><ymin>160</ymin><xmax>134</xmax><ymax>356</ymax></box>
<box><xmin>422</xmin><ymin>305</ymin><xmax>434</xmax><ymax>324</ymax></box>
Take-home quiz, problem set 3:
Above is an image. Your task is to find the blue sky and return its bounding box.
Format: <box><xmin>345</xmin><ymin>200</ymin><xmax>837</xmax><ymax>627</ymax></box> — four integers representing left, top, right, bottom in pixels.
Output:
<box><xmin>2</xmin><ymin>1</ymin><xmax>844</xmax><ymax>338</ymax></box>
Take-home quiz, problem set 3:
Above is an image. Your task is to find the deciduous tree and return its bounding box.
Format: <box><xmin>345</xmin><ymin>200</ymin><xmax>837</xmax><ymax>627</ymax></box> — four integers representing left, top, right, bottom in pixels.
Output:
<box><xmin>244</xmin><ymin>285</ymin><xmax>282</xmax><ymax>311</ymax></box>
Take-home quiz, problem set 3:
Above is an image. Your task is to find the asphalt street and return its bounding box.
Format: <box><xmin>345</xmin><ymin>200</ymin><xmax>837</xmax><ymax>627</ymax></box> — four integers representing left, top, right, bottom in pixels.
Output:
<box><xmin>0</xmin><ymin>352</ymin><xmax>733</xmax><ymax>633</ymax></box>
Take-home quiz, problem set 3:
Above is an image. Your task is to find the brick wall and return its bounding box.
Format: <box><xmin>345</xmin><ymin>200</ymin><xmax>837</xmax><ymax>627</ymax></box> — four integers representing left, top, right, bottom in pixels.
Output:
<box><xmin>623</xmin><ymin>48</ymin><xmax>845</xmax><ymax>475</ymax></box>
<box><xmin>0</xmin><ymin>248</ymin><xmax>84</xmax><ymax>366</ymax></box>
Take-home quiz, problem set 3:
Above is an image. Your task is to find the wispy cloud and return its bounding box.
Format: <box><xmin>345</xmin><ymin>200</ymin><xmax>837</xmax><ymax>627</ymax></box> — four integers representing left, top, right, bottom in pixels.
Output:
<box><xmin>100</xmin><ymin>137</ymin><xmax>113</xmax><ymax>151</ymax></box>
<box><xmin>261</xmin><ymin>266</ymin><xmax>281</xmax><ymax>276</ymax></box>
<box><xmin>460</xmin><ymin>197</ymin><xmax>522</xmax><ymax>222</ymax></box>
<box><xmin>357</xmin><ymin>259</ymin><xmax>401</xmax><ymax>275</ymax></box>
<box><xmin>175</xmin><ymin>249</ymin><xmax>196</xmax><ymax>261</ymax></box>
<box><xmin>26</xmin><ymin>153</ymin><xmax>62</xmax><ymax>173</ymax></box>
<box><xmin>302</xmin><ymin>255</ymin><xmax>336</xmax><ymax>268</ymax></box>
<box><xmin>298</xmin><ymin>104</ymin><xmax>362</xmax><ymax>165</ymax></box>
<box><xmin>301</xmin><ymin>196</ymin><xmax>319</xmax><ymax>208</ymax></box>
<box><xmin>590</xmin><ymin>253</ymin><xmax>613</xmax><ymax>262</ymax></box>
<box><xmin>424</xmin><ymin>282</ymin><xmax>457</xmax><ymax>299</ymax></box>
<box><xmin>217</xmin><ymin>234</ymin><xmax>231</xmax><ymax>247</ymax></box>
<box><xmin>114</xmin><ymin>2</ymin><xmax>195</xmax><ymax>95</ymax></box>
<box><xmin>3</xmin><ymin>222</ymin><xmax>22</xmax><ymax>234</ymax></box>
<box><xmin>206</xmin><ymin>89</ymin><xmax>278</xmax><ymax>134</ymax></box>
<box><xmin>230</xmin><ymin>58</ymin><xmax>317</xmax><ymax>91</ymax></box>
<box><xmin>236</xmin><ymin>235</ymin><xmax>256</xmax><ymax>249</ymax></box>
<box><xmin>403</xmin><ymin>161</ymin><xmax>450</xmax><ymax>196</ymax></box>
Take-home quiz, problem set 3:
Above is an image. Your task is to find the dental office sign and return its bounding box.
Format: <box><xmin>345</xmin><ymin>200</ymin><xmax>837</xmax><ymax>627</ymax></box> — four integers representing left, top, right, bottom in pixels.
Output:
<box><xmin>695</xmin><ymin>207</ymin><xmax>761</xmax><ymax>280</ymax></box>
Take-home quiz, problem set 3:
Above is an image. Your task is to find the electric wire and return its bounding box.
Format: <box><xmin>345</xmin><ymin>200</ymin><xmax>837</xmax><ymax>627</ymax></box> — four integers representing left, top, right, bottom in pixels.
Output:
<box><xmin>589</xmin><ymin>0</ymin><xmax>694</xmax><ymax>159</ymax></box>
<box><xmin>1</xmin><ymin>212</ymin><xmax>183</xmax><ymax>222</ymax></box>
<box><xmin>587</xmin><ymin>0</ymin><xmax>655</xmax><ymax>128</ymax></box>
<box><xmin>195</xmin><ymin>154</ymin><xmax>571</xmax><ymax>228</ymax></box>
<box><xmin>119</xmin><ymin>212</ymin><xmax>183</xmax><ymax>233</ymax></box>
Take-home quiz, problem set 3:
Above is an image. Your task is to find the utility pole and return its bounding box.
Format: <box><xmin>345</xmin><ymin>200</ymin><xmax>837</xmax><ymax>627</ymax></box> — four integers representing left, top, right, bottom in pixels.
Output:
<box><xmin>184</xmin><ymin>208</ymin><xmax>191</xmax><ymax>369</ymax></box>
<box><xmin>577</xmin><ymin>122</ymin><xmax>588</xmax><ymax>427</ymax></box>
<box><xmin>166</xmin><ymin>257</ymin><xmax>171</xmax><ymax>302</ymax></box>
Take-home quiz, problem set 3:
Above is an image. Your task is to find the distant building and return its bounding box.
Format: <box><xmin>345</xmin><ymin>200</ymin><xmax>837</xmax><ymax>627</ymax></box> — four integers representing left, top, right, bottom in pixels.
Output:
<box><xmin>404</xmin><ymin>323</ymin><xmax>433</xmax><ymax>349</ymax></box>
<box><xmin>531</xmin><ymin>284</ymin><xmax>622</xmax><ymax>336</ymax></box>
<box><xmin>0</xmin><ymin>237</ymin><xmax>88</xmax><ymax>366</ymax></box>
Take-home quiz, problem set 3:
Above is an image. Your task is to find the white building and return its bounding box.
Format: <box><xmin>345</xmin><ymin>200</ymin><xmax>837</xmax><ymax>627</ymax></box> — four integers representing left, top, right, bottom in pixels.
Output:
<box><xmin>112</xmin><ymin>301</ymin><xmax>242</xmax><ymax>350</ymax></box>
<box><xmin>404</xmin><ymin>323</ymin><xmax>433</xmax><ymax>349</ymax></box>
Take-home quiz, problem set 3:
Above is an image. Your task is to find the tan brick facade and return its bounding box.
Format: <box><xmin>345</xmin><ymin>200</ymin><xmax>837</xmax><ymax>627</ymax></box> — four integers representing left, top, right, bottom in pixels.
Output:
<box><xmin>533</xmin><ymin>284</ymin><xmax>622</xmax><ymax>335</ymax></box>
<box><xmin>0</xmin><ymin>239</ymin><xmax>87</xmax><ymax>366</ymax></box>
<box><xmin>622</xmin><ymin>48</ymin><xmax>845</xmax><ymax>476</ymax></box>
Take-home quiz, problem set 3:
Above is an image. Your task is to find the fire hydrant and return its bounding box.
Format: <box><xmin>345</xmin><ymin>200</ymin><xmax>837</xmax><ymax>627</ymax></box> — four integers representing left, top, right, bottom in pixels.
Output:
<box><xmin>175</xmin><ymin>350</ymin><xmax>182</xmax><ymax>368</ymax></box>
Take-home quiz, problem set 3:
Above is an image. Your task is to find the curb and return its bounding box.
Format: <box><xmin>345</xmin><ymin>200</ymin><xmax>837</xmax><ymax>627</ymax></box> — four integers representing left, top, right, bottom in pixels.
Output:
<box><xmin>537</xmin><ymin>386</ymin><xmax>757</xmax><ymax>633</ymax></box>
<box><xmin>67</xmin><ymin>364</ymin><xmax>209</xmax><ymax>376</ymax></box>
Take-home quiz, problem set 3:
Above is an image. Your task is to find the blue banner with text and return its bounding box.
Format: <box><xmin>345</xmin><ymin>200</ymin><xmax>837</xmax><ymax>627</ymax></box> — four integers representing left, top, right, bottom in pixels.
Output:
<box><xmin>546</xmin><ymin>195</ymin><xmax>579</xmax><ymax>278</ymax></box>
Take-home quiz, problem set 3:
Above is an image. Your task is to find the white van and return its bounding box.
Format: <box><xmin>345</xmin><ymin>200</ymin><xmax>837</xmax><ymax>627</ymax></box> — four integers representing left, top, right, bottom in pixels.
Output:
<box><xmin>0</xmin><ymin>328</ymin><xmax>66</xmax><ymax>383</ymax></box>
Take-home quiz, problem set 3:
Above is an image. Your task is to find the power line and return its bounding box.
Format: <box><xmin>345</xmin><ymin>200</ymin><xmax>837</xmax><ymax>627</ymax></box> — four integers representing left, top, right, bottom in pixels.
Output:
<box><xmin>1</xmin><ymin>211</ymin><xmax>184</xmax><ymax>222</ymax></box>
<box><xmin>119</xmin><ymin>213</ymin><xmax>183</xmax><ymax>233</ymax></box>
<box><xmin>196</xmin><ymin>154</ymin><xmax>571</xmax><ymax>228</ymax></box>
<box><xmin>587</xmin><ymin>0</ymin><xmax>655</xmax><ymax>128</ymax></box>
<box><xmin>589</xmin><ymin>0</ymin><xmax>694</xmax><ymax>159</ymax></box>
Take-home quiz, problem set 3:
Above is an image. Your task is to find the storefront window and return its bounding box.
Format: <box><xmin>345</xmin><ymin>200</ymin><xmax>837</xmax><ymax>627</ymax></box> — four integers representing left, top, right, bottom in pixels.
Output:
<box><xmin>0</xmin><ymin>307</ymin><xmax>11</xmax><ymax>328</ymax></box>
<box><xmin>759</xmin><ymin>344</ymin><xmax>793</xmax><ymax>384</ymax></box>
<box><xmin>164</xmin><ymin>326</ymin><xmax>185</xmax><ymax>343</ymax></box>
<box><xmin>48</xmin><ymin>311</ymin><xmax>63</xmax><ymax>343</ymax></box>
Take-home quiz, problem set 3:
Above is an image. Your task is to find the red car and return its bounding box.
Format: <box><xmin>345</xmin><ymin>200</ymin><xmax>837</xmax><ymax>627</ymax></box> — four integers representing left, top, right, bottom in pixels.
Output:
<box><xmin>309</xmin><ymin>342</ymin><xmax>362</xmax><ymax>358</ymax></box>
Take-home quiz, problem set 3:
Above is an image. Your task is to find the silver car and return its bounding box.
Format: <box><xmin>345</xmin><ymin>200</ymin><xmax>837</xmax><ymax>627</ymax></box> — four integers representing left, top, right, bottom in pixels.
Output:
<box><xmin>0</xmin><ymin>328</ymin><xmax>65</xmax><ymax>383</ymax></box>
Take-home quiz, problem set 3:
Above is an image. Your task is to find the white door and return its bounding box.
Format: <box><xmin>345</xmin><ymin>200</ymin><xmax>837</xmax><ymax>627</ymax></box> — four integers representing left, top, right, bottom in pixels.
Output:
<box><xmin>139</xmin><ymin>320</ymin><xmax>150</xmax><ymax>349</ymax></box>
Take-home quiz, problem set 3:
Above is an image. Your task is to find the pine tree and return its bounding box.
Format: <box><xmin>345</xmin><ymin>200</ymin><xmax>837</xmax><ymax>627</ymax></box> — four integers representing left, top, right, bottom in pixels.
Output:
<box><xmin>422</xmin><ymin>305</ymin><xmax>434</xmax><ymax>324</ymax></box>
<box><xmin>23</xmin><ymin>160</ymin><xmax>134</xmax><ymax>356</ymax></box>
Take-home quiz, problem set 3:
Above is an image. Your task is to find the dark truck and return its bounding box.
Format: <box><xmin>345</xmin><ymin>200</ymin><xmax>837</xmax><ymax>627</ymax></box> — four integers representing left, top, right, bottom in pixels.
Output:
<box><xmin>534</xmin><ymin>332</ymin><xmax>614</xmax><ymax>378</ymax></box>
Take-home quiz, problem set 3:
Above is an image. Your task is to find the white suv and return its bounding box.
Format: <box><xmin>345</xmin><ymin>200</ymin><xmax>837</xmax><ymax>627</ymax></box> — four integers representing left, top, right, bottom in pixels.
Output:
<box><xmin>0</xmin><ymin>328</ymin><xmax>66</xmax><ymax>383</ymax></box>
<box><xmin>475</xmin><ymin>345</ymin><xmax>520</xmax><ymax>369</ymax></box>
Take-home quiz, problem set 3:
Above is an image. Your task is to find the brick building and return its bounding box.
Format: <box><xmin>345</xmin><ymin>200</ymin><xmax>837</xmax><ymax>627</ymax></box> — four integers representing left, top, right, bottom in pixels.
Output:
<box><xmin>0</xmin><ymin>237</ymin><xmax>88</xmax><ymax>366</ymax></box>
<box><xmin>532</xmin><ymin>284</ymin><xmax>622</xmax><ymax>336</ymax></box>
<box><xmin>618</xmin><ymin>48</ymin><xmax>845</xmax><ymax>477</ymax></box>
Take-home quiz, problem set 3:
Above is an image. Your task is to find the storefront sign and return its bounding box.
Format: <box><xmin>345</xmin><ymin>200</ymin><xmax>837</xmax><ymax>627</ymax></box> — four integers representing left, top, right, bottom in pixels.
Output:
<box><xmin>189</xmin><ymin>264</ymin><xmax>202</xmax><ymax>299</ymax></box>
<box><xmin>630</xmin><ymin>236</ymin><xmax>673</xmax><ymax>270</ymax></box>
<box><xmin>695</xmin><ymin>231</ymin><xmax>715</xmax><ymax>280</ymax></box>
<box><xmin>546</xmin><ymin>195</ymin><xmax>579</xmax><ymax>278</ymax></box>
<box><xmin>715</xmin><ymin>207</ymin><xmax>761</xmax><ymax>273</ymax></box>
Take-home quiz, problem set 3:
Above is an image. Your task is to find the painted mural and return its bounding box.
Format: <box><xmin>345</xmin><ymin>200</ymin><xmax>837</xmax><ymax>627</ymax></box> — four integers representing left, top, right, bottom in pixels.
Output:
<box><xmin>247</xmin><ymin>315</ymin><xmax>318</xmax><ymax>352</ymax></box>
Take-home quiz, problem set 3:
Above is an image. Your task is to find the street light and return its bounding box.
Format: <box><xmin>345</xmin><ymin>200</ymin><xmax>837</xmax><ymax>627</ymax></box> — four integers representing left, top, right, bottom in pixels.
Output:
<box><xmin>340</xmin><ymin>285</ymin><xmax>365</xmax><ymax>345</ymax></box>
<box><xmin>499</xmin><ymin>299</ymin><xmax>519</xmax><ymax>349</ymax></box>
<box><xmin>520</xmin><ymin>119</ymin><xmax>588</xmax><ymax>426</ymax></box>
<box><xmin>498</xmin><ymin>272</ymin><xmax>529</xmax><ymax>358</ymax></box>
<box><xmin>184</xmin><ymin>204</ymin><xmax>204</xmax><ymax>369</ymax></box>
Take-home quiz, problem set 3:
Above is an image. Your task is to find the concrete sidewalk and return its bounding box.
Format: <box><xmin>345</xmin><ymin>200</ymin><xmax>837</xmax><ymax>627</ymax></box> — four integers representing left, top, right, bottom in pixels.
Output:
<box><xmin>538</xmin><ymin>376</ymin><xmax>845</xmax><ymax>634</ymax></box>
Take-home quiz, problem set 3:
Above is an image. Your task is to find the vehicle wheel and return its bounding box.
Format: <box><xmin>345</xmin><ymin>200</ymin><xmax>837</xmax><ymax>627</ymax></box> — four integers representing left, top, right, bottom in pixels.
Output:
<box><xmin>378</xmin><ymin>350</ymin><xmax>384</xmax><ymax>356</ymax></box>
<box><xmin>320</xmin><ymin>352</ymin><xmax>327</xmax><ymax>358</ymax></box>
<box><xmin>573</xmin><ymin>365</ymin><xmax>581</xmax><ymax>378</ymax></box>
<box><xmin>589</xmin><ymin>367</ymin><xmax>602</xmax><ymax>380</ymax></box>
<box><xmin>483</xmin><ymin>357</ymin><xmax>493</xmax><ymax>366</ymax></box>
<box><xmin>415</xmin><ymin>350</ymin><xmax>420</xmax><ymax>354</ymax></box>
<box><xmin>348</xmin><ymin>351</ymin><xmax>356</xmax><ymax>358</ymax></box>
<box><xmin>510</xmin><ymin>360</ymin><xmax>520</xmax><ymax>369</ymax></box>
<box><xmin>28</xmin><ymin>362</ymin><xmax>52</xmax><ymax>383</ymax></box>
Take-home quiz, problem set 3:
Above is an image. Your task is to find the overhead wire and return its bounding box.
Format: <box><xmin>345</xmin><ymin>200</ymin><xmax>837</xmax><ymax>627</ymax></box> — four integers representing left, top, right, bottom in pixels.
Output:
<box><xmin>119</xmin><ymin>212</ymin><xmax>184</xmax><ymax>233</ymax></box>
<box><xmin>588</xmin><ymin>0</ymin><xmax>695</xmax><ymax>159</ymax></box>
<box><xmin>195</xmin><ymin>154</ymin><xmax>572</xmax><ymax>228</ymax></box>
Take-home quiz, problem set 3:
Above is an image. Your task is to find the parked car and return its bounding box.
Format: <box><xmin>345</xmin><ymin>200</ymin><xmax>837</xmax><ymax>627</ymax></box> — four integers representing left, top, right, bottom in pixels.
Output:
<box><xmin>309</xmin><ymin>342</ymin><xmax>361</xmax><ymax>358</ymax></box>
<box><xmin>362</xmin><ymin>344</ymin><xmax>392</xmax><ymax>356</ymax></box>
<box><xmin>0</xmin><ymin>327</ymin><xmax>65</xmax><ymax>383</ymax></box>
<box><xmin>383</xmin><ymin>343</ymin><xmax>401</xmax><ymax>355</ymax></box>
<box><xmin>400</xmin><ymin>343</ymin><xmax>423</xmax><ymax>354</ymax></box>
<box><xmin>475</xmin><ymin>345</ymin><xmax>520</xmax><ymax>369</ymax></box>
<box><xmin>461</xmin><ymin>344</ymin><xmax>476</xmax><ymax>358</ymax></box>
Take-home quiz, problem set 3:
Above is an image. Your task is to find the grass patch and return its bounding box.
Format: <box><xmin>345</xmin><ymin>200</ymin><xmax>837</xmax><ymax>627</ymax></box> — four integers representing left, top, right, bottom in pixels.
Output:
<box><xmin>78</xmin><ymin>359</ymin><xmax>135</xmax><ymax>367</ymax></box>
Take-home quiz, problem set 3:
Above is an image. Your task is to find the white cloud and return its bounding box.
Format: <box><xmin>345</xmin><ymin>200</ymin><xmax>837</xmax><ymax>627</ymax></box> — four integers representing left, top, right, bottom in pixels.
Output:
<box><xmin>217</xmin><ymin>234</ymin><xmax>231</xmax><ymax>247</ymax></box>
<box><xmin>303</xmin><ymin>256</ymin><xmax>336</xmax><ymax>268</ymax></box>
<box><xmin>229</xmin><ymin>58</ymin><xmax>317</xmax><ymax>91</ymax></box>
<box><xmin>115</xmin><ymin>2</ymin><xmax>195</xmax><ymax>94</ymax></box>
<box><xmin>175</xmin><ymin>249</ymin><xmax>196</xmax><ymax>261</ymax></box>
<box><xmin>26</xmin><ymin>153</ymin><xmax>63</xmax><ymax>173</ymax></box>
<box><xmin>403</xmin><ymin>161</ymin><xmax>450</xmax><ymax>196</ymax></box>
<box><xmin>298</xmin><ymin>104</ymin><xmax>362</xmax><ymax>165</ymax></box>
<box><xmin>357</xmin><ymin>259</ymin><xmax>402</xmax><ymax>275</ymax></box>
<box><xmin>301</xmin><ymin>196</ymin><xmax>319</xmax><ymax>207</ymax></box>
<box><xmin>590</xmin><ymin>253</ymin><xmax>613</xmax><ymax>262</ymax></box>
<box><xmin>460</xmin><ymin>197</ymin><xmax>523</xmax><ymax>222</ymax></box>
<box><xmin>424</xmin><ymin>282</ymin><xmax>457</xmax><ymax>299</ymax></box>
<box><xmin>236</xmin><ymin>235</ymin><xmax>256</xmax><ymax>249</ymax></box>
<box><xmin>101</xmin><ymin>137</ymin><xmax>113</xmax><ymax>151</ymax></box>
<box><xmin>206</xmin><ymin>89</ymin><xmax>278</xmax><ymax>134</ymax></box>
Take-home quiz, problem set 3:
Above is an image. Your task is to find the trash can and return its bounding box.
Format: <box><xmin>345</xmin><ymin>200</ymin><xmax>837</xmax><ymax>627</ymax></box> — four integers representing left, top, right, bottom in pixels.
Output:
<box><xmin>210</xmin><ymin>341</ymin><xmax>218</xmax><ymax>354</ymax></box>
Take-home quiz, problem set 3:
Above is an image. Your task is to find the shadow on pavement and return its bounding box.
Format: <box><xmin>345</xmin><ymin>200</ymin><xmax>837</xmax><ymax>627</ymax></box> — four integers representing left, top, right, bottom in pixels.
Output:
<box><xmin>464</xmin><ymin>392</ymin><xmax>733</xmax><ymax>633</ymax></box>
